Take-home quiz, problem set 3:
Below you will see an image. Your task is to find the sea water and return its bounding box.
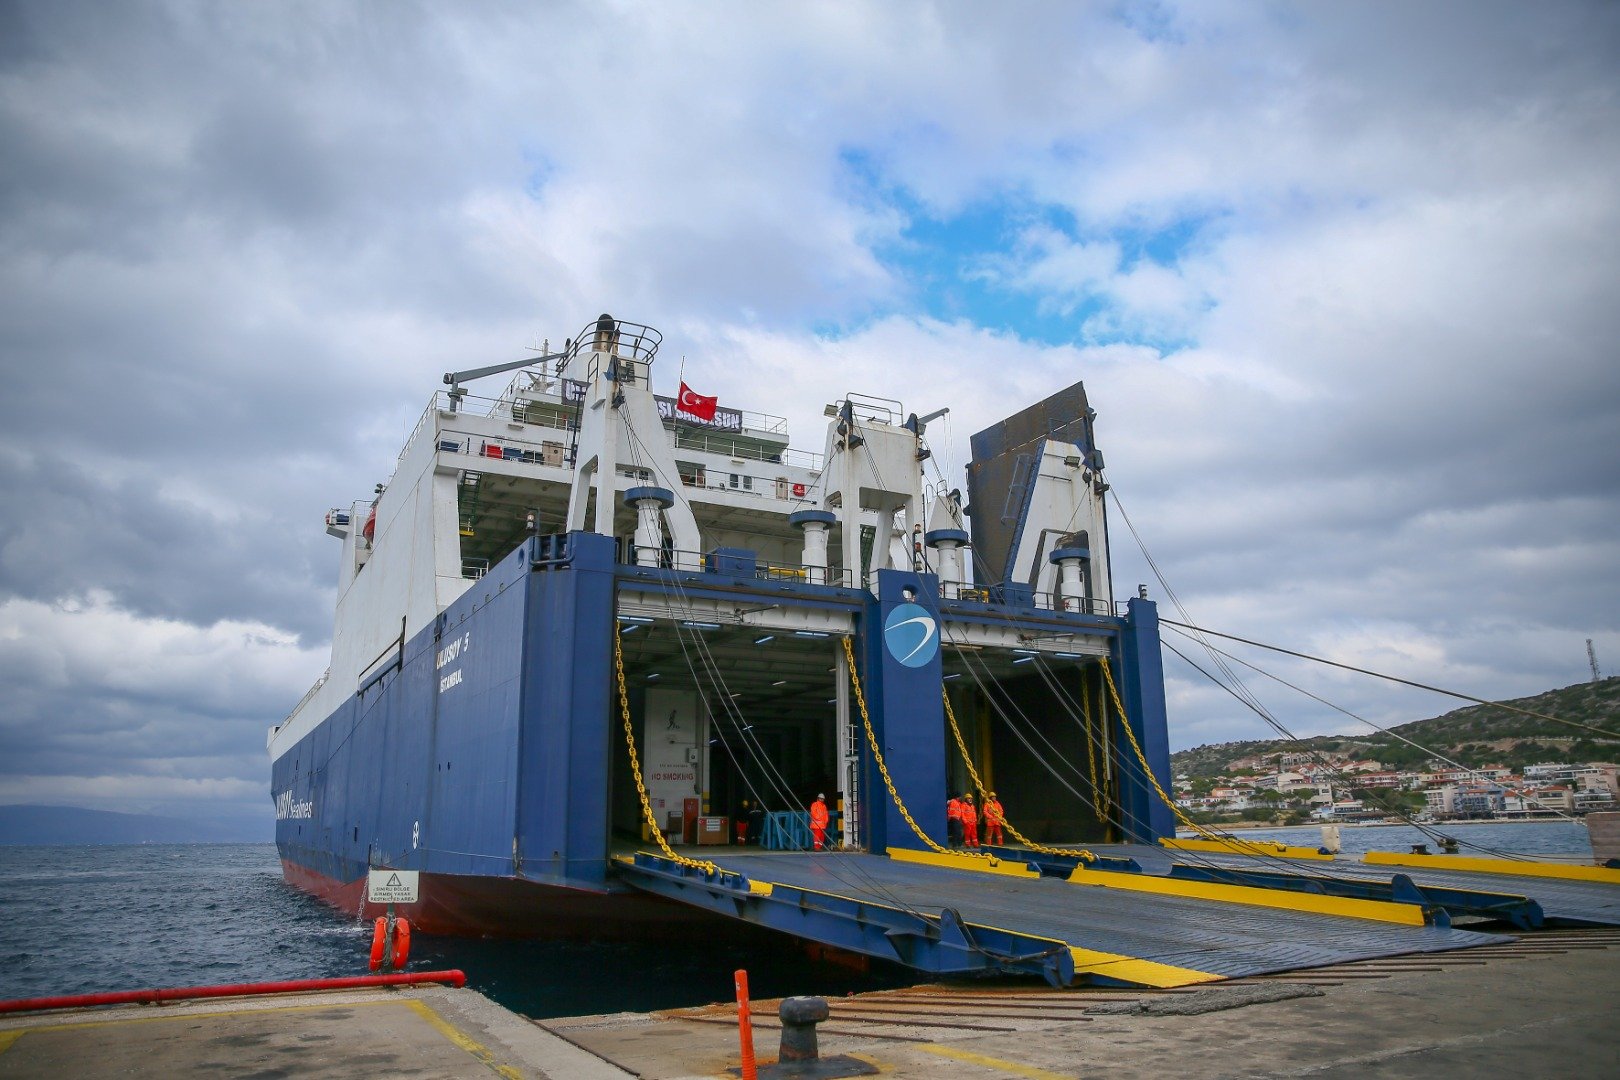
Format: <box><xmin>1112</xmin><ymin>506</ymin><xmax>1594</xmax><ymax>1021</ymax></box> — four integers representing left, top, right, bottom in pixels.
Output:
<box><xmin>2</xmin><ymin>826</ymin><xmax>1598</xmax><ymax>1013</ymax></box>
<box><xmin>1192</xmin><ymin>820</ymin><xmax>1594</xmax><ymax>858</ymax></box>
<box><xmin>0</xmin><ymin>844</ymin><xmax>912</xmax><ymax>1017</ymax></box>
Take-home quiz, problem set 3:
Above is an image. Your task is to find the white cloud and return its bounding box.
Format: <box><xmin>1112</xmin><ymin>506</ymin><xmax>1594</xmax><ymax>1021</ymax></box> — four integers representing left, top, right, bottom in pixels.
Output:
<box><xmin>0</xmin><ymin>592</ymin><xmax>322</xmax><ymax>714</ymax></box>
<box><xmin>1</xmin><ymin>0</ymin><xmax>1616</xmax><ymax>820</ymax></box>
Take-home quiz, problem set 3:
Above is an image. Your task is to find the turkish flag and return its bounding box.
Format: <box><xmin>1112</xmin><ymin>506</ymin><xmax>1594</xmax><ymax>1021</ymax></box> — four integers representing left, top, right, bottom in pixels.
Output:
<box><xmin>676</xmin><ymin>381</ymin><xmax>718</xmax><ymax>421</ymax></box>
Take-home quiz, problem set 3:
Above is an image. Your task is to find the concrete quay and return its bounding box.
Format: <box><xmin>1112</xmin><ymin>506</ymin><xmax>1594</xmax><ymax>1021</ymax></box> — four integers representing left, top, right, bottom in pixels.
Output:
<box><xmin>2</xmin><ymin>930</ymin><xmax>1614</xmax><ymax>1078</ymax></box>
<box><xmin>548</xmin><ymin>929</ymin><xmax>1619</xmax><ymax>1079</ymax></box>
<box><xmin>0</xmin><ymin>983</ymin><xmax>626</xmax><ymax>1080</ymax></box>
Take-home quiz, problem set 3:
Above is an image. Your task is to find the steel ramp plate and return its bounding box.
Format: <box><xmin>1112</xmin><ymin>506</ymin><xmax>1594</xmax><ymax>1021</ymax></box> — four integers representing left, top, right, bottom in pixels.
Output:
<box><xmin>987</xmin><ymin>844</ymin><xmax>1545</xmax><ymax>929</ymax></box>
<box><xmin>665</xmin><ymin>852</ymin><xmax>1502</xmax><ymax>982</ymax></box>
<box><xmin>1165</xmin><ymin>850</ymin><xmax>1620</xmax><ymax>927</ymax></box>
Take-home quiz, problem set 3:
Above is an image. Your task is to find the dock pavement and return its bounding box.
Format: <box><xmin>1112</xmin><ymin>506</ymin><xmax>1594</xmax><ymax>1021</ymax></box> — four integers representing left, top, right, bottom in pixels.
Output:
<box><xmin>2</xmin><ymin>929</ymin><xmax>1615</xmax><ymax>1077</ymax></box>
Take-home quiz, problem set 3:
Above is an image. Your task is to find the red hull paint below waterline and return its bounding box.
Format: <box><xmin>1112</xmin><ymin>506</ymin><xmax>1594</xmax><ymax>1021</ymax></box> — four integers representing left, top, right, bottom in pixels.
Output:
<box><xmin>281</xmin><ymin>859</ymin><xmax>747</xmax><ymax>940</ymax></box>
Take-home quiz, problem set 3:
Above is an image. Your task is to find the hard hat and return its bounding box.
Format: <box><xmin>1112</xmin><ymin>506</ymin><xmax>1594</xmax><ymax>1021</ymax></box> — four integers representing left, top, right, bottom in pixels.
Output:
<box><xmin>818</xmin><ymin>793</ymin><xmax>825</xmax><ymax>799</ymax></box>
<box><xmin>964</xmin><ymin>793</ymin><xmax>973</xmax><ymax>800</ymax></box>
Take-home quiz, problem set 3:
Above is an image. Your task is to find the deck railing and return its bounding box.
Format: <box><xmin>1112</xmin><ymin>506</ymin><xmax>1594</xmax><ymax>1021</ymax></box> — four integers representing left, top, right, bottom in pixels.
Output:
<box><xmin>283</xmin><ymin>669</ymin><xmax>330</xmax><ymax>725</ymax></box>
<box><xmin>620</xmin><ymin>545</ymin><xmax>857</xmax><ymax>588</ymax></box>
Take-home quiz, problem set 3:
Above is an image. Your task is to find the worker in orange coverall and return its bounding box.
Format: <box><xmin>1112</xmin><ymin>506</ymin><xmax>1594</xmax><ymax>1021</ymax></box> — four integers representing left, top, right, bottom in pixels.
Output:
<box><xmin>983</xmin><ymin>792</ymin><xmax>1005</xmax><ymax>846</ymax></box>
<box><xmin>946</xmin><ymin>794</ymin><xmax>964</xmax><ymax>847</ymax></box>
<box><xmin>809</xmin><ymin>793</ymin><xmax>830</xmax><ymax>850</ymax></box>
<box><xmin>959</xmin><ymin>793</ymin><xmax>980</xmax><ymax>848</ymax></box>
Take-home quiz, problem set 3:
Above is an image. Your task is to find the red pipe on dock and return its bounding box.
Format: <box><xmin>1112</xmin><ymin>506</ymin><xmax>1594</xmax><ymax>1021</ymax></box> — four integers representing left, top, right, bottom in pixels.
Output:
<box><xmin>0</xmin><ymin>970</ymin><xmax>468</xmax><ymax>1015</ymax></box>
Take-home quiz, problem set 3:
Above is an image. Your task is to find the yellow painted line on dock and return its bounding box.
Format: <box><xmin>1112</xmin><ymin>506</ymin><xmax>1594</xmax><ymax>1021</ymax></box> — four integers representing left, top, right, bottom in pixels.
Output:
<box><xmin>0</xmin><ymin>1029</ymin><xmax>24</xmax><ymax>1055</ymax></box>
<box><xmin>1066</xmin><ymin>866</ymin><xmax>1430</xmax><ymax>926</ymax></box>
<box><xmin>402</xmin><ymin>998</ymin><xmax>523</xmax><ymax>1079</ymax></box>
<box><xmin>1162</xmin><ymin>836</ymin><xmax>1335</xmax><ymax>861</ymax></box>
<box><xmin>1364</xmin><ymin>851</ymin><xmax>1620</xmax><ymax>884</ymax></box>
<box><xmin>917</xmin><ymin>1041</ymin><xmax>1075</xmax><ymax>1078</ymax></box>
<box><xmin>887</xmin><ymin>846</ymin><xmax>1042</xmax><ymax>878</ymax></box>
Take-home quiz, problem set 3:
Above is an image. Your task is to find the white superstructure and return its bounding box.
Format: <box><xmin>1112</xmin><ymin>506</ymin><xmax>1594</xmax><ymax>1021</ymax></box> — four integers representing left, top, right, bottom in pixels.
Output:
<box><xmin>270</xmin><ymin>314</ymin><xmax>1117</xmax><ymax>763</ymax></box>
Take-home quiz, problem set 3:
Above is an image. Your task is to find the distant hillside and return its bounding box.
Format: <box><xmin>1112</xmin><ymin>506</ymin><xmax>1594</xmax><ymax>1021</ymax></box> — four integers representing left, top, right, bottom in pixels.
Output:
<box><xmin>1172</xmin><ymin>676</ymin><xmax>1620</xmax><ymax>778</ymax></box>
<box><xmin>0</xmin><ymin>804</ymin><xmax>270</xmax><ymax>846</ymax></box>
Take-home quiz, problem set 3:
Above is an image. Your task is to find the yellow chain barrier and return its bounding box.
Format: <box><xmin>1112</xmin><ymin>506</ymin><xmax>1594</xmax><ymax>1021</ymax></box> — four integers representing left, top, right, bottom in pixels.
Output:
<box><xmin>1081</xmin><ymin>679</ymin><xmax>1101</xmax><ymax>808</ymax></box>
<box><xmin>940</xmin><ymin>689</ymin><xmax>1096</xmax><ymax>863</ymax></box>
<box><xmin>1098</xmin><ymin>656</ymin><xmax>1228</xmax><ymax>843</ymax></box>
<box><xmin>841</xmin><ymin>636</ymin><xmax>976</xmax><ymax>859</ymax></box>
<box><xmin>614</xmin><ymin>624</ymin><xmax>719</xmax><ymax>874</ymax></box>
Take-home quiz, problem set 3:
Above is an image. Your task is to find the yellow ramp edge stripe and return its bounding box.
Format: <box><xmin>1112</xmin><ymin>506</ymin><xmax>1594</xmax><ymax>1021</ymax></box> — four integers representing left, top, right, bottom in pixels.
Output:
<box><xmin>1162</xmin><ymin>836</ymin><xmax>1335</xmax><ymax>861</ymax></box>
<box><xmin>1364</xmin><ymin>850</ymin><xmax>1620</xmax><ymax>884</ymax></box>
<box><xmin>1066</xmin><ymin>866</ymin><xmax>1429</xmax><ymax>926</ymax></box>
<box><xmin>888</xmin><ymin>846</ymin><xmax>1043</xmax><ymax>878</ymax></box>
<box><xmin>1068</xmin><ymin>946</ymin><xmax>1225</xmax><ymax>988</ymax></box>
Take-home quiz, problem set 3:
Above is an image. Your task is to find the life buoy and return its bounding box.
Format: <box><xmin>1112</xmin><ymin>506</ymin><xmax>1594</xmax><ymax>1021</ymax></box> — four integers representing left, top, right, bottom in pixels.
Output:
<box><xmin>393</xmin><ymin>918</ymin><xmax>411</xmax><ymax>968</ymax></box>
<box><xmin>368</xmin><ymin>916</ymin><xmax>388</xmax><ymax>971</ymax></box>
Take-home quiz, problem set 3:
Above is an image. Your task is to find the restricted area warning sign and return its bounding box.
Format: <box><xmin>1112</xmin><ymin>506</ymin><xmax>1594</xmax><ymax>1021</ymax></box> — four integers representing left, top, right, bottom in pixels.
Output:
<box><xmin>366</xmin><ymin>869</ymin><xmax>420</xmax><ymax>904</ymax></box>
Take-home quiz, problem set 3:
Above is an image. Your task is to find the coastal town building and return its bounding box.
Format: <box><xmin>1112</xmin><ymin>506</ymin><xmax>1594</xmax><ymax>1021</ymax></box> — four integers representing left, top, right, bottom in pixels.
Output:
<box><xmin>1175</xmin><ymin>749</ymin><xmax>1619</xmax><ymax>824</ymax></box>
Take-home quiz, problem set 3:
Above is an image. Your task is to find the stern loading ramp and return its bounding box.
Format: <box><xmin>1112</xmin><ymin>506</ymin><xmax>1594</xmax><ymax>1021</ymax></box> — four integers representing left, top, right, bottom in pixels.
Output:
<box><xmin>614</xmin><ymin>846</ymin><xmax>1620</xmax><ymax>989</ymax></box>
<box><xmin>613</xmin><ymin>849</ymin><xmax>1510</xmax><ymax>989</ymax></box>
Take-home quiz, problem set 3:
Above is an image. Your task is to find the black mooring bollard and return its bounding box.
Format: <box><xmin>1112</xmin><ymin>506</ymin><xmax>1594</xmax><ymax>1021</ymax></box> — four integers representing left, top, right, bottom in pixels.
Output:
<box><xmin>778</xmin><ymin>996</ymin><xmax>830</xmax><ymax>1062</ymax></box>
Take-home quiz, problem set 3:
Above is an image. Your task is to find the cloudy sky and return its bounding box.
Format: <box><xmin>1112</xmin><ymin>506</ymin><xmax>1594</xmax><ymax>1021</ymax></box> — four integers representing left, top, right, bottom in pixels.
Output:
<box><xmin>2</xmin><ymin>1</ymin><xmax>1616</xmax><ymax>837</ymax></box>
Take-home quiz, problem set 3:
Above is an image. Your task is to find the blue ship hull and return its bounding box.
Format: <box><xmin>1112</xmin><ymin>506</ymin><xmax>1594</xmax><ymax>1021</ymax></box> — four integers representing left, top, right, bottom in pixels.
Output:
<box><xmin>274</xmin><ymin>531</ymin><xmax>1175</xmax><ymax>936</ymax></box>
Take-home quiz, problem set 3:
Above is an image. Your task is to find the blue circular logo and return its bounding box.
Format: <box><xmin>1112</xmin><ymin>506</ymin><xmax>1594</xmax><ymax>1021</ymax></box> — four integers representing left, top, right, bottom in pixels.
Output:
<box><xmin>884</xmin><ymin>602</ymin><xmax>939</xmax><ymax>668</ymax></box>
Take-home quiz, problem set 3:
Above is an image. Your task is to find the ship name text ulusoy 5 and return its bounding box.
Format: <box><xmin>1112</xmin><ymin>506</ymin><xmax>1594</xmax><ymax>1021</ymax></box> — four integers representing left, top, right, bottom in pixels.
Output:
<box><xmin>437</xmin><ymin>632</ymin><xmax>470</xmax><ymax>693</ymax></box>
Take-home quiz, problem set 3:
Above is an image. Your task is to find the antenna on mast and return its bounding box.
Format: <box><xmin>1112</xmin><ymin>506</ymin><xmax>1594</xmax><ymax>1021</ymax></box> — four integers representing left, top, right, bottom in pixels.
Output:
<box><xmin>1588</xmin><ymin>639</ymin><xmax>1602</xmax><ymax>682</ymax></box>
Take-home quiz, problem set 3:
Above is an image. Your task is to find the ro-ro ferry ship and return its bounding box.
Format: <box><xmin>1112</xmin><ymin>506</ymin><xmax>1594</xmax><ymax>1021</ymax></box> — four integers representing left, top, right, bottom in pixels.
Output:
<box><xmin>269</xmin><ymin>314</ymin><xmax>1174</xmax><ymax>936</ymax></box>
